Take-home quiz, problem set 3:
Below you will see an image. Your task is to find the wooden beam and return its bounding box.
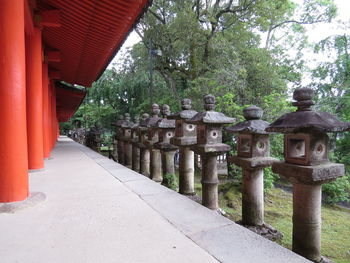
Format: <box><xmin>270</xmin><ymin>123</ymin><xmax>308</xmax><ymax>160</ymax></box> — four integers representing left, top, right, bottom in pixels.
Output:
<box><xmin>49</xmin><ymin>69</ymin><xmax>61</xmax><ymax>80</ymax></box>
<box><xmin>41</xmin><ymin>10</ymin><xmax>61</xmax><ymax>27</ymax></box>
<box><xmin>46</xmin><ymin>51</ymin><xmax>61</xmax><ymax>62</ymax></box>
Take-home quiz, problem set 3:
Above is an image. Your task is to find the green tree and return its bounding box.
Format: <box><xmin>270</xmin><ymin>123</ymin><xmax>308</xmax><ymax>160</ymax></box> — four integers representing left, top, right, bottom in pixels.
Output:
<box><xmin>310</xmin><ymin>30</ymin><xmax>350</xmax><ymax>203</ymax></box>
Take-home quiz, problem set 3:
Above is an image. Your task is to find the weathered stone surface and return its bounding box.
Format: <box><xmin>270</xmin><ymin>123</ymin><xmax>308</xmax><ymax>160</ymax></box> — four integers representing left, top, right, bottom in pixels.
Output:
<box><xmin>272</xmin><ymin>161</ymin><xmax>344</xmax><ymax>184</ymax></box>
<box><xmin>187</xmin><ymin>95</ymin><xmax>235</xmax><ymax>125</ymax></box>
<box><xmin>179</xmin><ymin>147</ymin><xmax>195</xmax><ymax>195</ymax></box>
<box><xmin>125</xmin><ymin>177</ymin><xmax>172</xmax><ymax>196</ymax></box>
<box><xmin>154</xmin><ymin>105</ymin><xmax>177</xmax><ymax>152</ymax></box>
<box><xmin>154</xmin><ymin>141</ymin><xmax>178</xmax><ymax>151</ymax></box>
<box><xmin>145</xmin><ymin>103</ymin><xmax>160</xmax><ymax>128</ymax></box>
<box><xmin>170</xmin><ymin>136</ymin><xmax>196</xmax><ymax>146</ymax></box>
<box><xmin>142</xmin><ymin>191</ymin><xmax>233</xmax><ymax>235</ymax></box>
<box><xmin>228</xmin><ymin>156</ymin><xmax>278</xmax><ymax>169</ymax></box>
<box><xmin>168</xmin><ymin>98</ymin><xmax>197</xmax><ymax>120</ymax></box>
<box><xmin>150</xmin><ymin>149</ymin><xmax>162</xmax><ymax>183</ymax></box>
<box><xmin>226</xmin><ymin>119</ymin><xmax>270</xmax><ymax>134</ymax></box>
<box><xmin>292</xmin><ymin>183</ymin><xmax>322</xmax><ymax>262</ymax></box>
<box><xmin>189</xmin><ymin>95</ymin><xmax>234</xmax><ymax>211</ymax></box>
<box><xmin>157</xmin><ymin>118</ymin><xmax>175</xmax><ymax>128</ymax></box>
<box><xmin>236</xmin><ymin>221</ymin><xmax>283</xmax><ymax>242</ymax></box>
<box><xmin>266</xmin><ymin>87</ymin><xmax>350</xmax><ymax>133</ymax></box>
<box><xmin>243</xmin><ymin>105</ymin><xmax>263</xmax><ymax>120</ymax></box>
<box><xmin>169</xmin><ymin>99</ymin><xmax>198</xmax><ymax>147</ymax></box>
<box><xmin>191</xmin><ymin>143</ymin><xmax>231</xmax><ymax>155</ymax></box>
<box><xmin>189</xmin><ymin>224</ymin><xmax>309</xmax><ymax>263</ymax></box>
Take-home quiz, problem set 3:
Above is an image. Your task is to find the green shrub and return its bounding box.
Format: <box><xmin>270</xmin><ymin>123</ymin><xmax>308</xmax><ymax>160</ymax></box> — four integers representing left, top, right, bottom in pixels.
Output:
<box><xmin>162</xmin><ymin>173</ymin><xmax>178</xmax><ymax>191</ymax></box>
<box><xmin>264</xmin><ymin>167</ymin><xmax>279</xmax><ymax>193</ymax></box>
<box><xmin>322</xmin><ymin>175</ymin><xmax>350</xmax><ymax>204</ymax></box>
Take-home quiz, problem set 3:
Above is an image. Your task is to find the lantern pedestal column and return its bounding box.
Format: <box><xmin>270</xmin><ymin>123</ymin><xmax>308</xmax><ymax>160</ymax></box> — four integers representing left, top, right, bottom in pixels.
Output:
<box><xmin>273</xmin><ymin>161</ymin><xmax>344</xmax><ymax>262</ymax></box>
<box><xmin>139</xmin><ymin>146</ymin><xmax>150</xmax><ymax>177</ymax></box>
<box><xmin>229</xmin><ymin>156</ymin><xmax>276</xmax><ymax>225</ymax></box>
<box><xmin>130</xmin><ymin>118</ymin><xmax>140</xmax><ymax>172</ymax></box>
<box><xmin>117</xmin><ymin>140</ymin><xmax>124</xmax><ymax>164</ymax></box>
<box><xmin>123</xmin><ymin>140</ymin><xmax>132</xmax><ymax>168</ymax></box>
<box><xmin>163</xmin><ymin>150</ymin><xmax>176</xmax><ymax>175</ymax></box>
<box><xmin>132</xmin><ymin>141</ymin><xmax>140</xmax><ymax>172</ymax></box>
<box><xmin>112</xmin><ymin>138</ymin><xmax>118</xmax><ymax>161</ymax></box>
<box><xmin>179</xmin><ymin>147</ymin><xmax>195</xmax><ymax>195</ymax></box>
<box><xmin>242</xmin><ymin>168</ymin><xmax>264</xmax><ymax>225</ymax></box>
<box><xmin>149</xmin><ymin>148</ymin><xmax>162</xmax><ymax>182</ymax></box>
<box><xmin>200</xmin><ymin>154</ymin><xmax>220</xmax><ymax>210</ymax></box>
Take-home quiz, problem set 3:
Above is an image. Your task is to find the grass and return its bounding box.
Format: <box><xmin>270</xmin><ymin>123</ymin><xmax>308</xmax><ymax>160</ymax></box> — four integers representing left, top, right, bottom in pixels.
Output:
<box><xmin>190</xmin><ymin>172</ymin><xmax>350</xmax><ymax>263</ymax></box>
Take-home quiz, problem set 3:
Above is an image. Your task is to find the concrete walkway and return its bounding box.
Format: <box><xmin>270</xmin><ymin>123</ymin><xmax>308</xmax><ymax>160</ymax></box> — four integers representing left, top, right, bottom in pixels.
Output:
<box><xmin>0</xmin><ymin>137</ymin><xmax>309</xmax><ymax>263</ymax></box>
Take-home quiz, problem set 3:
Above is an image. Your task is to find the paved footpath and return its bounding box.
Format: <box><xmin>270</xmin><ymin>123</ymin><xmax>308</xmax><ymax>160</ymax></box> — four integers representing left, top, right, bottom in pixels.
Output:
<box><xmin>0</xmin><ymin>137</ymin><xmax>309</xmax><ymax>263</ymax></box>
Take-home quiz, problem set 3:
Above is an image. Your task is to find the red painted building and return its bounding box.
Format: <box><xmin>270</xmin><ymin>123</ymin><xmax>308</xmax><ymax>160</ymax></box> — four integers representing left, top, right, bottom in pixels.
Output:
<box><xmin>0</xmin><ymin>0</ymin><xmax>150</xmax><ymax>203</ymax></box>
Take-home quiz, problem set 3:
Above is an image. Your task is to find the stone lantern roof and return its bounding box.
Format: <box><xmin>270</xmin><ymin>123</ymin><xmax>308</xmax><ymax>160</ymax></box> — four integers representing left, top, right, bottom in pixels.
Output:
<box><xmin>131</xmin><ymin>116</ymin><xmax>140</xmax><ymax>130</ymax></box>
<box><xmin>140</xmin><ymin>103</ymin><xmax>160</xmax><ymax>128</ymax></box>
<box><xmin>139</xmin><ymin>113</ymin><xmax>150</xmax><ymax>127</ymax></box>
<box><xmin>121</xmin><ymin>113</ymin><xmax>134</xmax><ymax>128</ymax></box>
<box><xmin>168</xmin><ymin>98</ymin><xmax>197</xmax><ymax>120</ymax></box>
<box><xmin>89</xmin><ymin>124</ymin><xmax>103</xmax><ymax>135</ymax></box>
<box><xmin>187</xmin><ymin>94</ymin><xmax>235</xmax><ymax>125</ymax></box>
<box><xmin>112</xmin><ymin>114</ymin><xmax>124</xmax><ymax>127</ymax></box>
<box><xmin>156</xmin><ymin>104</ymin><xmax>175</xmax><ymax>129</ymax></box>
<box><xmin>266</xmin><ymin>87</ymin><xmax>350</xmax><ymax>133</ymax></box>
<box><xmin>226</xmin><ymin>106</ymin><xmax>269</xmax><ymax>134</ymax></box>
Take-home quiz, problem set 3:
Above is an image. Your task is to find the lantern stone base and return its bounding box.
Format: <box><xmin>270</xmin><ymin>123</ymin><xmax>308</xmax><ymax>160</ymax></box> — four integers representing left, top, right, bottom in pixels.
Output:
<box><xmin>192</xmin><ymin>144</ymin><xmax>230</xmax><ymax>156</ymax></box>
<box><xmin>228</xmin><ymin>156</ymin><xmax>277</xmax><ymax>170</ymax></box>
<box><xmin>236</xmin><ymin>221</ymin><xmax>283</xmax><ymax>242</ymax></box>
<box><xmin>170</xmin><ymin>136</ymin><xmax>196</xmax><ymax>146</ymax></box>
<box><xmin>272</xmin><ymin>162</ymin><xmax>344</xmax><ymax>185</ymax></box>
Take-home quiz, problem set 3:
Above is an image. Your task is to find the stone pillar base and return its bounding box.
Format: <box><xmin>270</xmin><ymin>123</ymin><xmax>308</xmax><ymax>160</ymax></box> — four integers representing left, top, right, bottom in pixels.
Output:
<box><xmin>237</xmin><ymin>221</ymin><xmax>283</xmax><ymax>242</ymax></box>
<box><xmin>0</xmin><ymin>192</ymin><xmax>46</xmax><ymax>214</ymax></box>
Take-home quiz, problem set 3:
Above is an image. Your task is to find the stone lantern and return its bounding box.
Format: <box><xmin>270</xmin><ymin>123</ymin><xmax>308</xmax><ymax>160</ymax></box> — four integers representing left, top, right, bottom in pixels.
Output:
<box><xmin>154</xmin><ymin>105</ymin><xmax>178</xmax><ymax>178</ymax></box>
<box><xmin>144</xmin><ymin>104</ymin><xmax>162</xmax><ymax>182</ymax></box>
<box><xmin>187</xmin><ymin>94</ymin><xmax>235</xmax><ymax>210</ymax></box>
<box><xmin>266</xmin><ymin>87</ymin><xmax>350</xmax><ymax>262</ymax></box>
<box><xmin>120</xmin><ymin>113</ymin><xmax>134</xmax><ymax>169</ymax></box>
<box><xmin>131</xmin><ymin>116</ymin><xmax>140</xmax><ymax>172</ymax></box>
<box><xmin>112</xmin><ymin>115</ymin><xmax>124</xmax><ymax>163</ymax></box>
<box><xmin>85</xmin><ymin>124</ymin><xmax>102</xmax><ymax>153</ymax></box>
<box><xmin>226</xmin><ymin>106</ymin><xmax>278</xmax><ymax>236</ymax></box>
<box><xmin>137</xmin><ymin>113</ymin><xmax>150</xmax><ymax>176</ymax></box>
<box><xmin>169</xmin><ymin>98</ymin><xmax>198</xmax><ymax>196</ymax></box>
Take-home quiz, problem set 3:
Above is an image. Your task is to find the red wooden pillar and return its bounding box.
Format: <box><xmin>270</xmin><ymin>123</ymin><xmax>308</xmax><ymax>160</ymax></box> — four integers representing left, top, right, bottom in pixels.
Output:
<box><xmin>42</xmin><ymin>63</ymin><xmax>51</xmax><ymax>158</ymax></box>
<box><xmin>0</xmin><ymin>0</ymin><xmax>29</xmax><ymax>202</ymax></box>
<box><xmin>48</xmin><ymin>82</ymin><xmax>53</xmax><ymax>151</ymax></box>
<box><xmin>26</xmin><ymin>27</ymin><xmax>44</xmax><ymax>170</ymax></box>
<box><xmin>51</xmin><ymin>84</ymin><xmax>57</xmax><ymax>147</ymax></box>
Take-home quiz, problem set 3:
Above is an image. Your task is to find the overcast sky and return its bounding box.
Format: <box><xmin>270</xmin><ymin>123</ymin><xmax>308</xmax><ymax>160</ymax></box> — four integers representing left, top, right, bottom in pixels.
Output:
<box><xmin>110</xmin><ymin>0</ymin><xmax>350</xmax><ymax>84</ymax></box>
